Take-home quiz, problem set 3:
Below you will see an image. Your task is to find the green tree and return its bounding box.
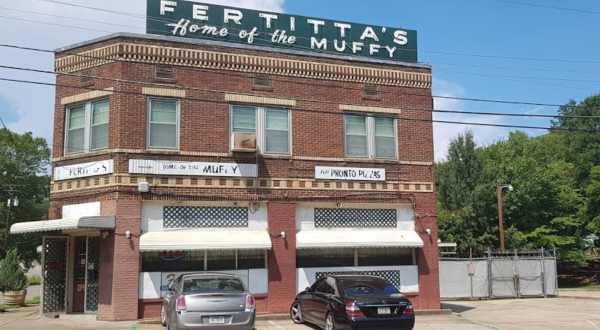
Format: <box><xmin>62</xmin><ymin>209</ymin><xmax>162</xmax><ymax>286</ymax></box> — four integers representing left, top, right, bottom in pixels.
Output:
<box><xmin>0</xmin><ymin>128</ymin><xmax>51</xmax><ymax>268</ymax></box>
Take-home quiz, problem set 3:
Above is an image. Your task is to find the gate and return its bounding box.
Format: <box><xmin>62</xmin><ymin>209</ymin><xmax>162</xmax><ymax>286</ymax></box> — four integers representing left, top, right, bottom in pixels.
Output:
<box><xmin>85</xmin><ymin>236</ymin><xmax>100</xmax><ymax>312</ymax></box>
<box><xmin>42</xmin><ymin>237</ymin><xmax>69</xmax><ymax>313</ymax></box>
<box><xmin>440</xmin><ymin>249</ymin><xmax>558</xmax><ymax>299</ymax></box>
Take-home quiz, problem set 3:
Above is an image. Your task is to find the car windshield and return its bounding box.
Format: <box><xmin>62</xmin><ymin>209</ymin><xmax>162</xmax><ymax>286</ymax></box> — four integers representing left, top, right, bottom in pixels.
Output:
<box><xmin>182</xmin><ymin>278</ymin><xmax>245</xmax><ymax>293</ymax></box>
<box><xmin>338</xmin><ymin>278</ymin><xmax>400</xmax><ymax>296</ymax></box>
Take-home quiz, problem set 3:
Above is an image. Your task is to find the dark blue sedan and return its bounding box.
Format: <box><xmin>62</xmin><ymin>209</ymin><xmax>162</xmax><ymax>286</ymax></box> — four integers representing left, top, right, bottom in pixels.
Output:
<box><xmin>290</xmin><ymin>275</ymin><xmax>415</xmax><ymax>330</ymax></box>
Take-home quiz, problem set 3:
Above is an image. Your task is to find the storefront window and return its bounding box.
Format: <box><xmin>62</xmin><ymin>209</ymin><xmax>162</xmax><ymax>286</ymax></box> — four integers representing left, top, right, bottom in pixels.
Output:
<box><xmin>141</xmin><ymin>251</ymin><xmax>204</xmax><ymax>272</ymax></box>
<box><xmin>238</xmin><ymin>250</ymin><xmax>266</xmax><ymax>269</ymax></box>
<box><xmin>296</xmin><ymin>248</ymin><xmax>354</xmax><ymax>268</ymax></box>
<box><xmin>358</xmin><ymin>247</ymin><xmax>412</xmax><ymax>266</ymax></box>
<box><xmin>207</xmin><ymin>250</ymin><xmax>236</xmax><ymax>270</ymax></box>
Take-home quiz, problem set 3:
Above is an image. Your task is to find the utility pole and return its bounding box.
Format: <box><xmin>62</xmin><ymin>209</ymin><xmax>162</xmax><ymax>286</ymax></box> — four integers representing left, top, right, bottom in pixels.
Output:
<box><xmin>496</xmin><ymin>180</ymin><xmax>513</xmax><ymax>252</ymax></box>
<box><xmin>2</xmin><ymin>183</ymin><xmax>22</xmax><ymax>251</ymax></box>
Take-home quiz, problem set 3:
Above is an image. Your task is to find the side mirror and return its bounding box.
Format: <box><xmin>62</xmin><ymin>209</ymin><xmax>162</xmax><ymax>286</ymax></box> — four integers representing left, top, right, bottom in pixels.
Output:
<box><xmin>160</xmin><ymin>285</ymin><xmax>170</xmax><ymax>291</ymax></box>
<box><xmin>305</xmin><ymin>286</ymin><xmax>311</xmax><ymax>292</ymax></box>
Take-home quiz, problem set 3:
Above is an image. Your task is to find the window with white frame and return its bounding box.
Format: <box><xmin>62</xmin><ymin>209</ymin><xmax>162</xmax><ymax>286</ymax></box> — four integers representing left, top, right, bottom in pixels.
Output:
<box><xmin>230</xmin><ymin>105</ymin><xmax>291</xmax><ymax>154</ymax></box>
<box><xmin>148</xmin><ymin>98</ymin><xmax>179</xmax><ymax>149</ymax></box>
<box><xmin>344</xmin><ymin>114</ymin><xmax>397</xmax><ymax>159</ymax></box>
<box><xmin>65</xmin><ymin>100</ymin><xmax>109</xmax><ymax>155</ymax></box>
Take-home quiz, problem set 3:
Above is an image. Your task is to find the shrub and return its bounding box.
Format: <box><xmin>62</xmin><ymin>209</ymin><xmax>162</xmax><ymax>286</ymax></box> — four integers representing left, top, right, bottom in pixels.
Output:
<box><xmin>0</xmin><ymin>249</ymin><xmax>29</xmax><ymax>292</ymax></box>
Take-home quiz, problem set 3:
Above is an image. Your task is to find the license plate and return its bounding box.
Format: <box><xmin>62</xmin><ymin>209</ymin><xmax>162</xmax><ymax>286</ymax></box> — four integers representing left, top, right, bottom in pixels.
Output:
<box><xmin>209</xmin><ymin>316</ymin><xmax>225</xmax><ymax>324</ymax></box>
<box><xmin>377</xmin><ymin>307</ymin><xmax>391</xmax><ymax>314</ymax></box>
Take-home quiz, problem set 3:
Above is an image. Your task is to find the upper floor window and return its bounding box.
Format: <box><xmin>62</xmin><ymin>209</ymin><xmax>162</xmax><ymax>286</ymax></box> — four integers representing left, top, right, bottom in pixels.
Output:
<box><xmin>230</xmin><ymin>105</ymin><xmax>291</xmax><ymax>154</ymax></box>
<box><xmin>148</xmin><ymin>98</ymin><xmax>179</xmax><ymax>150</ymax></box>
<box><xmin>344</xmin><ymin>114</ymin><xmax>397</xmax><ymax>159</ymax></box>
<box><xmin>65</xmin><ymin>100</ymin><xmax>109</xmax><ymax>155</ymax></box>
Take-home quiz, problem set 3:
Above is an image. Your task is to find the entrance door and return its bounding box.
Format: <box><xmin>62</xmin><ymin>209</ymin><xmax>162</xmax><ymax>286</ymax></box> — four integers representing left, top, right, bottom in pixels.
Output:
<box><xmin>85</xmin><ymin>236</ymin><xmax>100</xmax><ymax>312</ymax></box>
<box><xmin>72</xmin><ymin>237</ymin><xmax>87</xmax><ymax>313</ymax></box>
<box><xmin>42</xmin><ymin>237</ymin><xmax>69</xmax><ymax>313</ymax></box>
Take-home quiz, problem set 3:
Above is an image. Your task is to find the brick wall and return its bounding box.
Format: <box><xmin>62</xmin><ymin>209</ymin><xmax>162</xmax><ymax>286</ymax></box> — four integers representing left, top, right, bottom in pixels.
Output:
<box><xmin>267</xmin><ymin>202</ymin><xmax>297</xmax><ymax>313</ymax></box>
<box><xmin>50</xmin><ymin>35</ymin><xmax>440</xmax><ymax>316</ymax></box>
<box><xmin>98</xmin><ymin>200</ymin><xmax>141</xmax><ymax>321</ymax></box>
<box><xmin>413</xmin><ymin>203</ymin><xmax>441</xmax><ymax>310</ymax></box>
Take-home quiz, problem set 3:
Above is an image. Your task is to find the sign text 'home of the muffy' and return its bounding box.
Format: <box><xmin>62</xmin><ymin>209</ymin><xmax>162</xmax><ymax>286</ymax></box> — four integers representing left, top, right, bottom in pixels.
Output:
<box><xmin>147</xmin><ymin>0</ymin><xmax>418</xmax><ymax>62</ymax></box>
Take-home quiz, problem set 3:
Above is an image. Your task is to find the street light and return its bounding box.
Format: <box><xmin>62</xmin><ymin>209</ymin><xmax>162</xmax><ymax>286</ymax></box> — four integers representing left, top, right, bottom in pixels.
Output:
<box><xmin>497</xmin><ymin>180</ymin><xmax>513</xmax><ymax>251</ymax></box>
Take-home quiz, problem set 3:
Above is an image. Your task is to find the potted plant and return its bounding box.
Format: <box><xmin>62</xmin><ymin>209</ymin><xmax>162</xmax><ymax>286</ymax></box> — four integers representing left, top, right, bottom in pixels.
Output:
<box><xmin>0</xmin><ymin>248</ymin><xmax>29</xmax><ymax>306</ymax></box>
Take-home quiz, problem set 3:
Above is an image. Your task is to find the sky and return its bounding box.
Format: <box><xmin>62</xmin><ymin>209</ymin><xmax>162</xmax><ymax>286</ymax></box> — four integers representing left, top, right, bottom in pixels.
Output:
<box><xmin>0</xmin><ymin>0</ymin><xmax>598</xmax><ymax>161</ymax></box>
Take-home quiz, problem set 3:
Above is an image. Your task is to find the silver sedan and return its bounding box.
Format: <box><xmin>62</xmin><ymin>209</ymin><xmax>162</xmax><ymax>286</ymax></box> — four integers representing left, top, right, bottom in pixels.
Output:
<box><xmin>160</xmin><ymin>273</ymin><xmax>256</xmax><ymax>330</ymax></box>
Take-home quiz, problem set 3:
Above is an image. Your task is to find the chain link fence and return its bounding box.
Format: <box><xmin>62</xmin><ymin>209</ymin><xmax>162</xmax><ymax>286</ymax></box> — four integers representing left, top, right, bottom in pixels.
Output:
<box><xmin>439</xmin><ymin>249</ymin><xmax>558</xmax><ymax>299</ymax></box>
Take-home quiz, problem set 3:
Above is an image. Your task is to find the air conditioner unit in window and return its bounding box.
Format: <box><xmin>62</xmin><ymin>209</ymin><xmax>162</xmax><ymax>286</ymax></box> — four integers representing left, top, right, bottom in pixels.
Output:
<box><xmin>231</xmin><ymin>132</ymin><xmax>257</xmax><ymax>152</ymax></box>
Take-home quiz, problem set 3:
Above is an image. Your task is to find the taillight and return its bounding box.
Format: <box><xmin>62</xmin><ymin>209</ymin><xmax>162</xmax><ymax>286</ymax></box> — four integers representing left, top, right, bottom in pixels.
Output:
<box><xmin>404</xmin><ymin>300</ymin><xmax>414</xmax><ymax>315</ymax></box>
<box><xmin>176</xmin><ymin>296</ymin><xmax>187</xmax><ymax>312</ymax></box>
<box><xmin>345</xmin><ymin>301</ymin><xmax>364</xmax><ymax>317</ymax></box>
<box><xmin>245</xmin><ymin>294</ymin><xmax>256</xmax><ymax>312</ymax></box>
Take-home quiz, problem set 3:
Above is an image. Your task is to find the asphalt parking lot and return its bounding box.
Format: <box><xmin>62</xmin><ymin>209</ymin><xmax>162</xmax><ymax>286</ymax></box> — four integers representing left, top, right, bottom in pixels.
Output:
<box><xmin>1</xmin><ymin>294</ymin><xmax>599</xmax><ymax>330</ymax></box>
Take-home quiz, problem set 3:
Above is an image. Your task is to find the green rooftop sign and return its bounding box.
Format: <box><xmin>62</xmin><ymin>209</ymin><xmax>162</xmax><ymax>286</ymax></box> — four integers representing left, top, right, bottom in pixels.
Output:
<box><xmin>146</xmin><ymin>0</ymin><xmax>418</xmax><ymax>62</ymax></box>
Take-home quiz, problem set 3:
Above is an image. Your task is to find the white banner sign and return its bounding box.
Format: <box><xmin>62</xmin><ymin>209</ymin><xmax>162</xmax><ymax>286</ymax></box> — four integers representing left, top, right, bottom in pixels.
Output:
<box><xmin>129</xmin><ymin>159</ymin><xmax>258</xmax><ymax>177</ymax></box>
<box><xmin>54</xmin><ymin>160</ymin><xmax>114</xmax><ymax>181</ymax></box>
<box><xmin>315</xmin><ymin>166</ymin><xmax>385</xmax><ymax>181</ymax></box>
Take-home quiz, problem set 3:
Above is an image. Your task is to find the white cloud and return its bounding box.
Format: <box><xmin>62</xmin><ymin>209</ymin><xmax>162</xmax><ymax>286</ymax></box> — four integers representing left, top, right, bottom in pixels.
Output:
<box><xmin>0</xmin><ymin>0</ymin><xmax>284</xmax><ymax>147</ymax></box>
<box><xmin>432</xmin><ymin>78</ymin><xmax>510</xmax><ymax>162</ymax></box>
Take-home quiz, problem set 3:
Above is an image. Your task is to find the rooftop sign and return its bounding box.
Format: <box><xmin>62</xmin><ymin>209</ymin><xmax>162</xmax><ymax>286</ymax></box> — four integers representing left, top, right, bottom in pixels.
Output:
<box><xmin>147</xmin><ymin>0</ymin><xmax>417</xmax><ymax>62</ymax></box>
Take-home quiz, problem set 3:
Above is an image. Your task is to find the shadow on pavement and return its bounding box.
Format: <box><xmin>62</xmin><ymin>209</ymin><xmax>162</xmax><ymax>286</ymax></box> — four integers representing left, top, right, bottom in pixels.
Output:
<box><xmin>442</xmin><ymin>302</ymin><xmax>476</xmax><ymax>313</ymax></box>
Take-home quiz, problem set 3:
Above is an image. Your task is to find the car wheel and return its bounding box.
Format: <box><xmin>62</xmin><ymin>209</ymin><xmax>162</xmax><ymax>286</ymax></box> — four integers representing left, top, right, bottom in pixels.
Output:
<box><xmin>290</xmin><ymin>301</ymin><xmax>304</xmax><ymax>324</ymax></box>
<box><xmin>325</xmin><ymin>312</ymin><xmax>336</xmax><ymax>330</ymax></box>
<box><xmin>160</xmin><ymin>304</ymin><xmax>167</xmax><ymax>326</ymax></box>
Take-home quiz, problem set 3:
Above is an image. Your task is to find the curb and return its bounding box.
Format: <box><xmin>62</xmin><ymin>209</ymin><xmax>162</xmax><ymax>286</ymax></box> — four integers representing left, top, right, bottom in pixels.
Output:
<box><xmin>137</xmin><ymin>309</ymin><xmax>451</xmax><ymax>324</ymax></box>
<box><xmin>558</xmin><ymin>296</ymin><xmax>600</xmax><ymax>300</ymax></box>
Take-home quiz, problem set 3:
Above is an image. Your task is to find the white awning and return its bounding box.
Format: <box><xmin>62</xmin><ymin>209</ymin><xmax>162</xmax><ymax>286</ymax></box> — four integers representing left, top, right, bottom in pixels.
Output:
<box><xmin>10</xmin><ymin>216</ymin><xmax>116</xmax><ymax>234</ymax></box>
<box><xmin>296</xmin><ymin>230</ymin><xmax>424</xmax><ymax>249</ymax></box>
<box><xmin>139</xmin><ymin>230</ymin><xmax>272</xmax><ymax>252</ymax></box>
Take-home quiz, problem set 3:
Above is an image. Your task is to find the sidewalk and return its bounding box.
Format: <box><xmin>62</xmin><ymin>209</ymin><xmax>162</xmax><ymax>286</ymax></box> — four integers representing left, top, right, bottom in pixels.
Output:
<box><xmin>558</xmin><ymin>289</ymin><xmax>600</xmax><ymax>299</ymax></box>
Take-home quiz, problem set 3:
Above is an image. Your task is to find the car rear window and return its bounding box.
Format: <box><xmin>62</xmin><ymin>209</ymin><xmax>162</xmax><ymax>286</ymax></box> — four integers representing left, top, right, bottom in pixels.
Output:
<box><xmin>338</xmin><ymin>278</ymin><xmax>400</xmax><ymax>295</ymax></box>
<box><xmin>182</xmin><ymin>278</ymin><xmax>245</xmax><ymax>293</ymax></box>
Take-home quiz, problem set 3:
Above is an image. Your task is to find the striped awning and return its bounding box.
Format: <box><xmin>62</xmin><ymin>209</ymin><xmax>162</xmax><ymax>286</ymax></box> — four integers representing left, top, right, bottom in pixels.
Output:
<box><xmin>139</xmin><ymin>230</ymin><xmax>272</xmax><ymax>252</ymax></box>
<box><xmin>296</xmin><ymin>229</ymin><xmax>424</xmax><ymax>249</ymax></box>
<box><xmin>10</xmin><ymin>216</ymin><xmax>116</xmax><ymax>234</ymax></box>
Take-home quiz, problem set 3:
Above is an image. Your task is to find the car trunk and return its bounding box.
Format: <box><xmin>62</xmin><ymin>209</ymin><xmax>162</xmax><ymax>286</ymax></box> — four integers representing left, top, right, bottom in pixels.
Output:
<box><xmin>183</xmin><ymin>292</ymin><xmax>247</xmax><ymax>313</ymax></box>
<box><xmin>347</xmin><ymin>295</ymin><xmax>410</xmax><ymax>318</ymax></box>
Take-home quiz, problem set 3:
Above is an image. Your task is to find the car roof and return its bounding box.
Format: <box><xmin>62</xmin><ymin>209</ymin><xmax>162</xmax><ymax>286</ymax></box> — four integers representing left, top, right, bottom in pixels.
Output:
<box><xmin>328</xmin><ymin>275</ymin><xmax>387</xmax><ymax>281</ymax></box>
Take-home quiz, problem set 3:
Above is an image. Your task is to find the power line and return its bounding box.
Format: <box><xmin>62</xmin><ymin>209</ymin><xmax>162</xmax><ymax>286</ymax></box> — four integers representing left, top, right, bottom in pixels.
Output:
<box><xmin>0</xmin><ymin>76</ymin><xmax>598</xmax><ymax>133</ymax></box>
<box><xmin>1</xmin><ymin>42</ymin><xmax>598</xmax><ymax>112</ymax></box>
<box><xmin>490</xmin><ymin>0</ymin><xmax>600</xmax><ymax>15</ymax></box>
<box><xmin>436</xmin><ymin>68</ymin><xmax>600</xmax><ymax>93</ymax></box>
<box><xmin>26</xmin><ymin>0</ymin><xmax>600</xmax><ymax>65</ymax></box>
<box><xmin>4</xmin><ymin>63</ymin><xmax>600</xmax><ymax>120</ymax></box>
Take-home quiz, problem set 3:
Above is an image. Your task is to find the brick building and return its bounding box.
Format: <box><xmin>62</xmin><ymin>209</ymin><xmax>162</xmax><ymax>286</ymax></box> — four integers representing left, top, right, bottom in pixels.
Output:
<box><xmin>11</xmin><ymin>1</ymin><xmax>440</xmax><ymax>321</ymax></box>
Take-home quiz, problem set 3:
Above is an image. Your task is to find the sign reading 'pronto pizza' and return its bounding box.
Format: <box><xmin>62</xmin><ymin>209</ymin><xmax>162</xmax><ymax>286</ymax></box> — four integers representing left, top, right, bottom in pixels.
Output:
<box><xmin>147</xmin><ymin>0</ymin><xmax>418</xmax><ymax>62</ymax></box>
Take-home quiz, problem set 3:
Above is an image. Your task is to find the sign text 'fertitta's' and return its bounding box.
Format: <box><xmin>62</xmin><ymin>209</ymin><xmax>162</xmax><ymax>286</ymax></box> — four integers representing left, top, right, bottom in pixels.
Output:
<box><xmin>147</xmin><ymin>0</ymin><xmax>418</xmax><ymax>62</ymax></box>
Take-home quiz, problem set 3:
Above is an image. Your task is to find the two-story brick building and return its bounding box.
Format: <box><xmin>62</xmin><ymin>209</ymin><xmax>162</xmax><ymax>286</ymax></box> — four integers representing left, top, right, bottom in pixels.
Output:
<box><xmin>11</xmin><ymin>0</ymin><xmax>440</xmax><ymax>321</ymax></box>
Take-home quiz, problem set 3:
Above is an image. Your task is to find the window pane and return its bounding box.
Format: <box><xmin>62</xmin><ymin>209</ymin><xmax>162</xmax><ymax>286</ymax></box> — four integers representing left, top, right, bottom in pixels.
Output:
<box><xmin>68</xmin><ymin>106</ymin><xmax>86</xmax><ymax>129</ymax></box>
<box><xmin>266</xmin><ymin>110</ymin><xmax>289</xmax><ymax>130</ymax></box>
<box><xmin>345</xmin><ymin>116</ymin><xmax>366</xmax><ymax>135</ymax></box>
<box><xmin>232</xmin><ymin>106</ymin><xmax>256</xmax><ymax>133</ymax></box>
<box><xmin>150</xmin><ymin>123</ymin><xmax>177</xmax><ymax>148</ymax></box>
<box><xmin>150</xmin><ymin>100</ymin><xmax>177</xmax><ymax>123</ymax></box>
<box><xmin>207</xmin><ymin>250</ymin><xmax>236</xmax><ymax>270</ymax></box>
<box><xmin>375</xmin><ymin>136</ymin><xmax>395</xmax><ymax>158</ymax></box>
<box><xmin>346</xmin><ymin>135</ymin><xmax>368</xmax><ymax>157</ymax></box>
<box><xmin>141</xmin><ymin>251</ymin><xmax>205</xmax><ymax>272</ymax></box>
<box><xmin>296</xmin><ymin>248</ymin><xmax>354</xmax><ymax>268</ymax></box>
<box><xmin>91</xmin><ymin>123</ymin><xmax>109</xmax><ymax>150</ymax></box>
<box><xmin>238</xmin><ymin>250</ymin><xmax>265</xmax><ymax>269</ymax></box>
<box><xmin>92</xmin><ymin>101</ymin><xmax>109</xmax><ymax>125</ymax></box>
<box><xmin>375</xmin><ymin>117</ymin><xmax>394</xmax><ymax>137</ymax></box>
<box><xmin>66</xmin><ymin>128</ymin><xmax>84</xmax><ymax>154</ymax></box>
<box><xmin>358</xmin><ymin>248</ymin><xmax>412</xmax><ymax>266</ymax></box>
<box><xmin>266</xmin><ymin>130</ymin><xmax>289</xmax><ymax>153</ymax></box>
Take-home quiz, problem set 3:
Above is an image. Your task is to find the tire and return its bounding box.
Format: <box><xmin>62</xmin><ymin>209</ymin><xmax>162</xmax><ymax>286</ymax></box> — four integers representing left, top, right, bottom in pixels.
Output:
<box><xmin>290</xmin><ymin>301</ymin><xmax>304</xmax><ymax>324</ymax></box>
<box><xmin>325</xmin><ymin>312</ymin><xmax>336</xmax><ymax>330</ymax></box>
<box><xmin>160</xmin><ymin>304</ymin><xmax>167</xmax><ymax>326</ymax></box>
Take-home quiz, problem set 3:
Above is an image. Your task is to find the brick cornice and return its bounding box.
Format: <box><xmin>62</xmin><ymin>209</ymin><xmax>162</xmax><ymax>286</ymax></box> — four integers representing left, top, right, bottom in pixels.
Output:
<box><xmin>55</xmin><ymin>42</ymin><xmax>432</xmax><ymax>89</ymax></box>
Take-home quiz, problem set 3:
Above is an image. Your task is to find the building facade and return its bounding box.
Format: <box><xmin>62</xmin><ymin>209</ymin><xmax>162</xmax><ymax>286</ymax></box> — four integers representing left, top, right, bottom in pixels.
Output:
<box><xmin>11</xmin><ymin>1</ymin><xmax>439</xmax><ymax>321</ymax></box>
